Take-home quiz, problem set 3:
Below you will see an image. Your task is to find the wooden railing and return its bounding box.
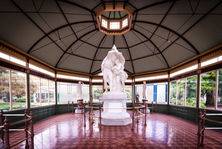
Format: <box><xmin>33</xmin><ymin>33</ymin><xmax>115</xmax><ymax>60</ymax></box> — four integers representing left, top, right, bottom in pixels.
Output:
<box><xmin>197</xmin><ymin>109</ymin><xmax>222</xmax><ymax>147</ymax></box>
<box><xmin>82</xmin><ymin>101</ymin><xmax>149</xmax><ymax>131</ymax></box>
<box><xmin>0</xmin><ymin>110</ymin><xmax>34</xmax><ymax>149</ymax></box>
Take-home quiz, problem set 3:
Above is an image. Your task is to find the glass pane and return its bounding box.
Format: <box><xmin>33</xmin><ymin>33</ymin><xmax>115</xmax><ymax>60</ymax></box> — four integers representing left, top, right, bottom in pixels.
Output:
<box><xmin>40</xmin><ymin>78</ymin><xmax>49</xmax><ymax>106</ymax></box>
<box><xmin>122</xmin><ymin>18</ymin><xmax>128</xmax><ymax>28</ymax></box>
<box><xmin>110</xmin><ymin>21</ymin><xmax>120</xmax><ymax>30</ymax></box>
<box><xmin>58</xmin><ymin>82</ymin><xmax>68</xmax><ymax>104</ymax></box>
<box><xmin>30</xmin><ymin>75</ymin><xmax>55</xmax><ymax>107</ymax></box>
<box><xmin>200</xmin><ymin>71</ymin><xmax>216</xmax><ymax>109</ymax></box>
<box><xmin>146</xmin><ymin>84</ymin><xmax>154</xmax><ymax>103</ymax></box>
<box><xmin>124</xmin><ymin>85</ymin><xmax>132</xmax><ymax>102</ymax></box>
<box><xmin>135</xmin><ymin>84</ymin><xmax>143</xmax><ymax>102</ymax></box>
<box><xmin>217</xmin><ymin>69</ymin><xmax>222</xmax><ymax>110</ymax></box>
<box><xmin>101</xmin><ymin>18</ymin><xmax>108</xmax><ymax>28</ymax></box>
<box><xmin>186</xmin><ymin>76</ymin><xmax>197</xmax><ymax>107</ymax></box>
<box><xmin>82</xmin><ymin>84</ymin><xmax>89</xmax><ymax>103</ymax></box>
<box><xmin>30</xmin><ymin>75</ymin><xmax>40</xmax><ymax>107</ymax></box>
<box><xmin>92</xmin><ymin>85</ymin><xmax>103</xmax><ymax>102</ymax></box>
<box><xmin>48</xmin><ymin>80</ymin><xmax>55</xmax><ymax>105</ymax></box>
<box><xmin>57</xmin><ymin>82</ymin><xmax>77</xmax><ymax>104</ymax></box>
<box><xmin>177</xmin><ymin>79</ymin><xmax>186</xmax><ymax>106</ymax></box>
<box><xmin>170</xmin><ymin>81</ymin><xmax>176</xmax><ymax>105</ymax></box>
<box><xmin>156</xmin><ymin>82</ymin><xmax>167</xmax><ymax>104</ymax></box>
<box><xmin>0</xmin><ymin>67</ymin><xmax>10</xmax><ymax>110</ymax></box>
<box><xmin>11</xmin><ymin>71</ymin><xmax>26</xmax><ymax>110</ymax></box>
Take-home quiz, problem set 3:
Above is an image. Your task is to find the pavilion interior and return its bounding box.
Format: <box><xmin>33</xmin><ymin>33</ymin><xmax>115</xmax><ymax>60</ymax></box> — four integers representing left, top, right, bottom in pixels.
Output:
<box><xmin>0</xmin><ymin>0</ymin><xmax>222</xmax><ymax>148</ymax></box>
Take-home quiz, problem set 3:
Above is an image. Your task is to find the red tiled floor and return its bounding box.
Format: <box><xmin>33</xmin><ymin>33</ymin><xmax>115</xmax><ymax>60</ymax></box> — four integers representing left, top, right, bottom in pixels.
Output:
<box><xmin>9</xmin><ymin>112</ymin><xmax>222</xmax><ymax>149</ymax></box>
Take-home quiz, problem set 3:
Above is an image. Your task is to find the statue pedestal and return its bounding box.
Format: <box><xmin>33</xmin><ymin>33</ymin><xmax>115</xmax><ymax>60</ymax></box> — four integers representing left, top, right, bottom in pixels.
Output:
<box><xmin>101</xmin><ymin>92</ymin><xmax>132</xmax><ymax>126</ymax></box>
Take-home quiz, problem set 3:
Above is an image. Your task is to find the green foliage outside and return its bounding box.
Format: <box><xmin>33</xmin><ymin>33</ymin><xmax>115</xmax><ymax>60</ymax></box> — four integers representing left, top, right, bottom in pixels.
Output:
<box><xmin>0</xmin><ymin>69</ymin><xmax>26</xmax><ymax>110</ymax></box>
<box><xmin>200</xmin><ymin>71</ymin><xmax>216</xmax><ymax>108</ymax></box>
<box><xmin>170</xmin><ymin>81</ymin><xmax>177</xmax><ymax>104</ymax></box>
<box><xmin>186</xmin><ymin>76</ymin><xmax>197</xmax><ymax>107</ymax></box>
<box><xmin>177</xmin><ymin>79</ymin><xmax>186</xmax><ymax>106</ymax></box>
<box><xmin>170</xmin><ymin>76</ymin><xmax>197</xmax><ymax>107</ymax></box>
<box><xmin>93</xmin><ymin>87</ymin><xmax>103</xmax><ymax>100</ymax></box>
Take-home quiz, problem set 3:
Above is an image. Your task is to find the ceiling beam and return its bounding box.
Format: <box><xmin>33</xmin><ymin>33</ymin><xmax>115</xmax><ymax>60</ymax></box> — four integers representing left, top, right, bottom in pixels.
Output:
<box><xmin>122</xmin><ymin>35</ymin><xmax>135</xmax><ymax>73</ymax></box>
<box><xmin>55</xmin><ymin>0</ymin><xmax>99</xmax><ymax>63</ymax></box>
<box><xmin>161</xmin><ymin>0</ymin><xmax>222</xmax><ymax>53</ymax></box>
<box><xmin>58</xmin><ymin>0</ymin><xmax>93</xmax><ymax>14</ymax></box>
<box><xmin>55</xmin><ymin>0</ymin><xmax>78</xmax><ymax>39</ymax></box>
<box><xmin>89</xmin><ymin>35</ymin><xmax>106</xmax><ymax>74</ymax></box>
<box><xmin>112</xmin><ymin>36</ymin><xmax>115</xmax><ymax>45</ymax></box>
<box><xmin>135</xmin><ymin>21</ymin><xmax>199</xmax><ymax>54</ymax></box>
<box><xmin>11</xmin><ymin>0</ymin><xmax>69</xmax><ymax>58</ymax></box>
<box><xmin>135</xmin><ymin>0</ymin><xmax>176</xmax><ymax>13</ymax></box>
<box><xmin>133</xmin><ymin>23</ymin><xmax>195</xmax><ymax>54</ymax></box>
<box><xmin>28</xmin><ymin>20</ymin><xmax>94</xmax><ymax>53</ymax></box>
<box><xmin>133</xmin><ymin>29</ymin><xmax>170</xmax><ymax>68</ymax></box>
<box><xmin>55</xmin><ymin>29</ymin><xmax>97</xmax><ymax>67</ymax></box>
<box><xmin>149</xmin><ymin>0</ymin><xmax>175</xmax><ymax>39</ymax></box>
<box><xmin>91</xmin><ymin>2</ymin><xmax>103</xmax><ymax>11</ymax></box>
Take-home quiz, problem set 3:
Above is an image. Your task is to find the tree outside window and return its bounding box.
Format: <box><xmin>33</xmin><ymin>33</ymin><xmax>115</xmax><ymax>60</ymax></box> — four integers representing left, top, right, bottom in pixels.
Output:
<box><xmin>200</xmin><ymin>71</ymin><xmax>216</xmax><ymax>109</ymax></box>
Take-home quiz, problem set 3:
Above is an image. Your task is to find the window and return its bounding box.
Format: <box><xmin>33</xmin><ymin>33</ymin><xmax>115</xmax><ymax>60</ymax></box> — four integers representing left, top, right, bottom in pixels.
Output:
<box><xmin>0</xmin><ymin>67</ymin><xmax>27</xmax><ymax>110</ymax></box>
<box><xmin>170</xmin><ymin>64</ymin><xmax>198</xmax><ymax>78</ymax></box>
<box><xmin>92</xmin><ymin>79</ymin><xmax>103</xmax><ymax>83</ymax></box>
<box><xmin>218</xmin><ymin>69</ymin><xmax>222</xmax><ymax>110</ymax></box>
<box><xmin>200</xmin><ymin>70</ymin><xmax>218</xmax><ymax>109</ymax></box>
<box><xmin>170</xmin><ymin>81</ymin><xmax>177</xmax><ymax>105</ymax></box>
<box><xmin>10</xmin><ymin>57</ymin><xmax>26</xmax><ymax>66</ymax></box>
<box><xmin>146</xmin><ymin>84</ymin><xmax>154</xmax><ymax>103</ymax></box>
<box><xmin>101</xmin><ymin>18</ymin><xmax>108</xmax><ymax>28</ymax></box>
<box><xmin>11</xmin><ymin>70</ymin><xmax>26</xmax><ymax>110</ymax></box>
<box><xmin>136</xmin><ymin>82</ymin><xmax>167</xmax><ymax>104</ymax></box>
<box><xmin>200</xmin><ymin>71</ymin><xmax>216</xmax><ymax>109</ymax></box>
<box><xmin>57</xmin><ymin>82</ymin><xmax>77</xmax><ymax>104</ymax></box>
<box><xmin>124</xmin><ymin>85</ymin><xmax>132</xmax><ymax>102</ymax></box>
<box><xmin>156</xmin><ymin>83</ymin><xmax>168</xmax><ymax>104</ymax></box>
<box><xmin>92</xmin><ymin>85</ymin><xmax>103</xmax><ymax>102</ymax></box>
<box><xmin>30</xmin><ymin>75</ymin><xmax>55</xmax><ymax>107</ymax></box>
<box><xmin>56</xmin><ymin>74</ymin><xmax>89</xmax><ymax>82</ymax></box>
<box><xmin>122</xmin><ymin>18</ymin><xmax>128</xmax><ymax>28</ymax></box>
<box><xmin>135</xmin><ymin>75</ymin><xmax>168</xmax><ymax>82</ymax></box>
<box><xmin>57</xmin><ymin>82</ymin><xmax>89</xmax><ymax>104</ymax></box>
<box><xmin>0</xmin><ymin>52</ymin><xmax>9</xmax><ymax>60</ymax></box>
<box><xmin>201</xmin><ymin>55</ymin><xmax>222</xmax><ymax>67</ymax></box>
<box><xmin>0</xmin><ymin>67</ymin><xmax>10</xmax><ymax>110</ymax></box>
<box><xmin>110</xmin><ymin>21</ymin><xmax>120</xmax><ymax>30</ymax></box>
<box><xmin>186</xmin><ymin>76</ymin><xmax>197</xmax><ymax>107</ymax></box>
<box><xmin>170</xmin><ymin>76</ymin><xmax>197</xmax><ymax>107</ymax></box>
<box><xmin>135</xmin><ymin>84</ymin><xmax>143</xmax><ymax>102</ymax></box>
<box><xmin>0</xmin><ymin>51</ymin><xmax>26</xmax><ymax>66</ymax></box>
<box><xmin>29</xmin><ymin>64</ymin><xmax>55</xmax><ymax>77</ymax></box>
<box><xmin>177</xmin><ymin>79</ymin><xmax>186</xmax><ymax>106</ymax></box>
<box><xmin>146</xmin><ymin>83</ymin><xmax>168</xmax><ymax>104</ymax></box>
<box><xmin>82</xmin><ymin>84</ymin><xmax>89</xmax><ymax>103</ymax></box>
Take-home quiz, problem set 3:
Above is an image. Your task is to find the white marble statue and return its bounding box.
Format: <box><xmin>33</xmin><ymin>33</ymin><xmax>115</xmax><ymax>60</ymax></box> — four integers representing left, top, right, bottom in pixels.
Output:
<box><xmin>76</xmin><ymin>81</ymin><xmax>83</xmax><ymax>99</ymax></box>
<box><xmin>101</xmin><ymin>45</ymin><xmax>128</xmax><ymax>92</ymax></box>
<box><xmin>100</xmin><ymin>45</ymin><xmax>131</xmax><ymax>126</ymax></box>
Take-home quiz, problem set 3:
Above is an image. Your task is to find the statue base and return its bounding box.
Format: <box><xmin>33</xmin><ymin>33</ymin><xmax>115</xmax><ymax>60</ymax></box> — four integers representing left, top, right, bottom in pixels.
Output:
<box><xmin>100</xmin><ymin>91</ymin><xmax>132</xmax><ymax>126</ymax></box>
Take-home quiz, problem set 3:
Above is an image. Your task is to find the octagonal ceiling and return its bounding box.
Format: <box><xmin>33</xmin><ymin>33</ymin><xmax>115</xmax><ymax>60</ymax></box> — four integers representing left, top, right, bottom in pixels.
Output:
<box><xmin>0</xmin><ymin>0</ymin><xmax>222</xmax><ymax>75</ymax></box>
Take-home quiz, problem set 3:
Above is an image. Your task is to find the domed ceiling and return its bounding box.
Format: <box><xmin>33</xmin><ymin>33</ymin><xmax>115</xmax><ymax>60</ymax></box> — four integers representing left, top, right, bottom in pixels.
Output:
<box><xmin>0</xmin><ymin>0</ymin><xmax>222</xmax><ymax>75</ymax></box>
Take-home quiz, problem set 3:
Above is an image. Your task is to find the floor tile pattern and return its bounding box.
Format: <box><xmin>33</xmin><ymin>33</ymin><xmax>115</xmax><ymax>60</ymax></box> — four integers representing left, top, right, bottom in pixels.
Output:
<box><xmin>8</xmin><ymin>112</ymin><xmax>222</xmax><ymax>149</ymax></box>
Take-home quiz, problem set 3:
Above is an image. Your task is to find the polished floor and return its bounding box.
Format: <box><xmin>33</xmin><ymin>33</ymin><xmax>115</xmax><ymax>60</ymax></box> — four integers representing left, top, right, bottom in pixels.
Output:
<box><xmin>9</xmin><ymin>112</ymin><xmax>222</xmax><ymax>149</ymax></box>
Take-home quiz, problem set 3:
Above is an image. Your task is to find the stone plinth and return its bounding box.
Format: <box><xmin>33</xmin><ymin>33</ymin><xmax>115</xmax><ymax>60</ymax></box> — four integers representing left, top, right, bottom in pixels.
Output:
<box><xmin>101</xmin><ymin>91</ymin><xmax>132</xmax><ymax>126</ymax></box>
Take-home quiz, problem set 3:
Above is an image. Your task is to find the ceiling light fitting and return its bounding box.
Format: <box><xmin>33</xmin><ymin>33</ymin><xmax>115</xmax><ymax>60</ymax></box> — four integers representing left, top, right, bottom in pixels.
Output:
<box><xmin>95</xmin><ymin>2</ymin><xmax>134</xmax><ymax>35</ymax></box>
